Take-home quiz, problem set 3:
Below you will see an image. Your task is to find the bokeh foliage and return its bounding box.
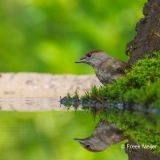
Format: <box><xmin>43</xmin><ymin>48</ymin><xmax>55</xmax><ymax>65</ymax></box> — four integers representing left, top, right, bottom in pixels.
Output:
<box><xmin>0</xmin><ymin>0</ymin><xmax>146</xmax><ymax>73</ymax></box>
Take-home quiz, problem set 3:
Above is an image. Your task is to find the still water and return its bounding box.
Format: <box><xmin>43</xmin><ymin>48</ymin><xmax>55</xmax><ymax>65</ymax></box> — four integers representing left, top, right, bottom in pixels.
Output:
<box><xmin>0</xmin><ymin>97</ymin><xmax>127</xmax><ymax>160</ymax></box>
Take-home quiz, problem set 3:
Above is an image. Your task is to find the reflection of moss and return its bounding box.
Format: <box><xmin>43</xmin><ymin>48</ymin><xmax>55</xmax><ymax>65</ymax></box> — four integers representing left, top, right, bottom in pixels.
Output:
<box><xmin>100</xmin><ymin>107</ymin><xmax>160</xmax><ymax>154</ymax></box>
<box><xmin>63</xmin><ymin>52</ymin><xmax>160</xmax><ymax>153</ymax></box>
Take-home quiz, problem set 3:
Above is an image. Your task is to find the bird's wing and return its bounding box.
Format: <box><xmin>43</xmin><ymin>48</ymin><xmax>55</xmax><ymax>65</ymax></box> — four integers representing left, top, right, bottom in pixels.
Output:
<box><xmin>105</xmin><ymin>58</ymin><xmax>131</xmax><ymax>74</ymax></box>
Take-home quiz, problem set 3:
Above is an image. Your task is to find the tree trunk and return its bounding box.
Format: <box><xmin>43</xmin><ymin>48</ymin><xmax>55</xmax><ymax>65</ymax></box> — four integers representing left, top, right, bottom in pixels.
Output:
<box><xmin>126</xmin><ymin>0</ymin><xmax>160</xmax><ymax>64</ymax></box>
<box><xmin>125</xmin><ymin>139</ymin><xmax>160</xmax><ymax>160</ymax></box>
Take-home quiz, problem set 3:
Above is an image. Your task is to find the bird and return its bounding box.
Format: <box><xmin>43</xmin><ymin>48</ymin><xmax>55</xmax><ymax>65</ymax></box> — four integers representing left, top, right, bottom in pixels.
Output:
<box><xmin>75</xmin><ymin>50</ymin><xmax>131</xmax><ymax>85</ymax></box>
<box><xmin>74</xmin><ymin>120</ymin><xmax>127</xmax><ymax>152</ymax></box>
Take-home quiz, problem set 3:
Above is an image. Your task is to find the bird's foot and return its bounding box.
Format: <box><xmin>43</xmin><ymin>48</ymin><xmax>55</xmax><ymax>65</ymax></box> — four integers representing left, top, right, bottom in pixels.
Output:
<box><xmin>92</xmin><ymin>94</ymin><xmax>106</xmax><ymax>116</ymax></box>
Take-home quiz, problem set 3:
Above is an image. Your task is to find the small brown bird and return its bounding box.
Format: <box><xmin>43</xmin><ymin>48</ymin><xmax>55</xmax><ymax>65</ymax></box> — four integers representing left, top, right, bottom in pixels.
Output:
<box><xmin>75</xmin><ymin>50</ymin><xmax>131</xmax><ymax>85</ymax></box>
<box><xmin>74</xmin><ymin>121</ymin><xmax>127</xmax><ymax>152</ymax></box>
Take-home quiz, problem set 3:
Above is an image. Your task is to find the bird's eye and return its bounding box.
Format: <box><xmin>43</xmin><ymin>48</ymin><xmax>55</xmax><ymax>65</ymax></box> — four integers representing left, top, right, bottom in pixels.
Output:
<box><xmin>87</xmin><ymin>53</ymin><xmax>92</xmax><ymax>57</ymax></box>
<box><xmin>85</xmin><ymin>144</ymin><xmax>91</xmax><ymax>149</ymax></box>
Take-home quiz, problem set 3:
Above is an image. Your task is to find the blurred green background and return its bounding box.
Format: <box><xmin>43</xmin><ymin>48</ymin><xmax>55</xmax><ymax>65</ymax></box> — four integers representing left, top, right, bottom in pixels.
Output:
<box><xmin>0</xmin><ymin>0</ymin><xmax>146</xmax><ymax>74</ymax></box>
<box><xmin>0</xmin><ymin>111</ymin><xmax>128</xmax><ymax>160</ymax></box>
<box><xmin>0</xmin><ymin>1</ymin><xmax>146</xmax><ymax>159</ymax></box>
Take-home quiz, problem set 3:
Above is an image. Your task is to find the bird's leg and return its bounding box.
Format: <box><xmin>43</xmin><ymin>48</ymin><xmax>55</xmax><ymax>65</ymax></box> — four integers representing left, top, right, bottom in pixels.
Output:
<box><xmin>92</xmin><ymin>94</ymin><xmax>105</xmax><ymax>104</ymax></box>
<box><xmin>94</xmin><ymin>108</ymin><xmax>105</xmax><ymax>116</ymax></box>
<box><xmin>92</xmin><ymin>94</ymin><xmax>106</xmax><ymax>116</ymax></box>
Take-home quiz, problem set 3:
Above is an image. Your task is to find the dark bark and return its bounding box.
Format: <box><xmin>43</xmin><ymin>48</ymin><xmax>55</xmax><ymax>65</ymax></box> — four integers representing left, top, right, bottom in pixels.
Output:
<box><xmin>125</xmin><ymin>139</ymin><xmax>160</xmax><ymax>160</ymax></box>
<box><xmin>126</xmin><ymin>0</ymin><xmax>160</xmax><ymax>64</ymax></box>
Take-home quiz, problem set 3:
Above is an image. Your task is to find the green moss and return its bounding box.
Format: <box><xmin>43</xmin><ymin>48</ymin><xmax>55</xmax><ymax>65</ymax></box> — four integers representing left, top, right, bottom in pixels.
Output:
<box><xmin>73</xmin><ymin>90</ymin><xmax>79</xmax><ymax>100</ymax></box>
<box><xmin>62</xmin><ymin>52</ymin><xmax>160</xmax><ymax>154</ymax></box>
<box><xmin>83</xmin><ymin>52</ymin><xmax>160</xmax><ymax>105</ymax></box>
<box><xmin>155</xmin><ymin>33</ymin><xmax>160</xmax><ymax>38</ymax></box>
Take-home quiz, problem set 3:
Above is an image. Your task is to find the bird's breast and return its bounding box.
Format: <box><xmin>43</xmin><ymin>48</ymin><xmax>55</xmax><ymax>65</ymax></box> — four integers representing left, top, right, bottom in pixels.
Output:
<box><xmin>94</xmin><ymin>67</ymin><xmax>112</xmax><ymax>85</ymax></box>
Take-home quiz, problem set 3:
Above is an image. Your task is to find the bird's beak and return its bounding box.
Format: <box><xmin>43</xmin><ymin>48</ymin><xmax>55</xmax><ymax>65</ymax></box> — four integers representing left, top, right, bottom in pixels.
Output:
<box><xmin>74</xmin><ymin>138</ymin><xmax>83</xmax><ymax>143</ymax></box>
<box><xmin>75</xmin><ymin>59</ymin><xmax>84</xmax><ymax>63</ymax></box>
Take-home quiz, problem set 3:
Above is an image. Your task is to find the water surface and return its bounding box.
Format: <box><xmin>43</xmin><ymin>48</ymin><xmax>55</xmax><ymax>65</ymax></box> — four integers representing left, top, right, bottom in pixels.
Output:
<box><xmin>0</xmin><ymin>97</ymin><xmax>127</xmax><ymax>160</ymax></box>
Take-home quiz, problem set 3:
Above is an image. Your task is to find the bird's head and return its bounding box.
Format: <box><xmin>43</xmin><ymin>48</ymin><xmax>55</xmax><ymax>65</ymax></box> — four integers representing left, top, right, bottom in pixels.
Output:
<box><xmin>74</xmin><ymin>121</ymin><xmax>127</xmax><ymax>152</ymax></box>
<box><xmin>75</xmin><ymin>50</ymin><xmax>110</xmax><ymax>67</ymax></box>
<box><xmin>74</xmin><ymin>137</ymin><xmax>107</xmax><ymax>152</ymax></box>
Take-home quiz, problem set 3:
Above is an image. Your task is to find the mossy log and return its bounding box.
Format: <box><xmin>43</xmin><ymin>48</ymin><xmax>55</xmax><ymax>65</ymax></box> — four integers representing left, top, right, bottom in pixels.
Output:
<box><xmin>125</xmin><ymin>0</ymin><xmax>160</xmax><ymax>158</ymax></box>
